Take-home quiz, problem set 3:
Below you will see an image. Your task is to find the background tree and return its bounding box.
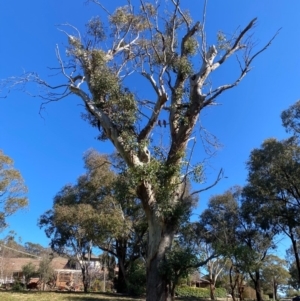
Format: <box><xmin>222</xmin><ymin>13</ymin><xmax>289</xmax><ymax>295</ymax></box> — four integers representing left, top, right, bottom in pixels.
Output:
<box><xmin>200</xmin><ymin>187</ymin><xmax>277</xmax><ymax>301</ymax></box>
<box><xmin>281</xmin><ymin>100</ymin><xmax>300</xmax><ymax>137</ymax></box>
<box><xmin>242</xmin><ymin>137</ymin><xmax>300</xmax><ymax>287</ymax></box>
<box><xmin>199</xmin><ymin>187</ymin><xmax>244</xmax><ymax>301</ymax></box>
<box><xmin>260</xmin><ymin>255</ymin><xmax>290</xmax><ymax>300</ymax></box>
<box><xmin>0</xmin><ymin>150</ymin><xmax>28</xmax><ymax>230</ymax></box>
<box><xmin>2</xmin><ymin>1</ymin><xmax>277</xmax><ymax>299</ymax></box>
<box><xmin>39</xmin><ymin>149</ymin><xmax>146</xmax><ymax>293</ymax></box>
<box><xmin>37</xmin><ymin>256</ymin><xmax>56</xmax><ymax>291</ymax></box>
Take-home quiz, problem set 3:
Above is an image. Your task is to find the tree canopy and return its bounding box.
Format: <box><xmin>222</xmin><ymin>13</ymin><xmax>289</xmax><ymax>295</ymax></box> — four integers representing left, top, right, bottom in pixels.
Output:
<box><xmin>0</xmin><ymin>150</ymin><xmax>28</xmax><ymax>230</ymax></box>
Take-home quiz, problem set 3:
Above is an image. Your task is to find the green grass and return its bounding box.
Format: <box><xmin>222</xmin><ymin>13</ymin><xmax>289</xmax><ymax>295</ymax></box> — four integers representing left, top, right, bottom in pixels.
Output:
<box><xmin>0</xmin><ymin>291</ymin><xmax>145</xmax><ymax>301</ymax></box>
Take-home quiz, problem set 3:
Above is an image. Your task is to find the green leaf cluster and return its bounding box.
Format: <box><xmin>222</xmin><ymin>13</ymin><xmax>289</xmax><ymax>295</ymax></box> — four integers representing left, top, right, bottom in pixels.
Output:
<box><xmin>0</xmin><ymin>150</ymin><xmax>28</xmax><ymax>230</ymax></box>
<box><xmin>175</xmin><ymin>285</ymin><xmax>227</xmax><ymax>298</ymax></box>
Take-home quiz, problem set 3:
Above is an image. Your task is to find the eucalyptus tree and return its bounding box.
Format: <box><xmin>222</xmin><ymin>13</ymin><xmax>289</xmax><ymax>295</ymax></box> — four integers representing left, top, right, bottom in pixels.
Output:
<box><xmin>200</xmin><ymin>187</ymin><xmax>277</xmax><ymax>301</ymax></box>
<box><xmin>281</xmin><ymin>100</ymin><xmax>300</xmax><ymax>137</ymax></box>
<box><xmin>243</xmin><ymin>137</ymin><xmax>300</xmax><ymax>286</ymax></box>
<box><xmin>199</xmin><ymin>187</ymin><xmax>244</xmax><ymax>301</ymax></box>
<box><xmin>0</xmin><ymin>150</ymin><xmax>28</xmax><ymax>230</ymax></box>
<box><xmin>2</xmin><ymin>0</ymin><xmax>277</xmax><ymax>299</ymax></box>
<box><xmin>260</xmin><ymin>255</ymin><xmax>290</xmax><ymax>300</ymax></box>
<box><xmin>39</xmin><ymin>149</ymin><xmax>147</xmax><ymax>293</ymax></box>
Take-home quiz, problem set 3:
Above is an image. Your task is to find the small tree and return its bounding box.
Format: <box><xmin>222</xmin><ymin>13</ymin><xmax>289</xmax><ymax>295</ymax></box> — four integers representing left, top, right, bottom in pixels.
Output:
<box><xmin>38</xmin><ymin>256</ymin><xmax>55</xmax><ymax>291</ymax></box>
<box><xmin>22</xmin><ymin>262</ymin><xmax>36</xmax><ymax>284</ymax></box>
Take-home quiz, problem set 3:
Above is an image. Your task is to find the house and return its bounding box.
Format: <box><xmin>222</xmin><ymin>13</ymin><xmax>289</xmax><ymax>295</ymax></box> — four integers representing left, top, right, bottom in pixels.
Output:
<box><xmin>190</xmin><ymin>278</ymin><xmax>211</xmax><ymax>288</ymax></box>
<box><xmin>0</xmin><ymin>255</ymin><xmax>110</xmax><ymax>290</ymax></box>
<box><xmin>0</xmin><ymin>256</ymin><xmax>76</xmax><ymax>288</ymax></box>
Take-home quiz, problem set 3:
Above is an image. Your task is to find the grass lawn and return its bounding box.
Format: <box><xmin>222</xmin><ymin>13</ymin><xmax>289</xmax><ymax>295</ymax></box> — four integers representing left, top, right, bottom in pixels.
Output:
<box><xmin>0</xmin><ymin>291</ymin><xmax>145</xmax><ymax>301</ymax></box>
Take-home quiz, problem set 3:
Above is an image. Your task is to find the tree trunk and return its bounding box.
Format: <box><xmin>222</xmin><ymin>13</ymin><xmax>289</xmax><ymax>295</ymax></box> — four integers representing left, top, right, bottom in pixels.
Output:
<box><xmin>81</xmin><ymin>267</ymin><xmax>89</xmax><ymax>293</ymax></box>
<box><xmin>229</xmin><ymin>266</ymin><xmax>237</xmax><ymax>301</ymax></box>
<box><xmin>238</xmin><ymin>276</ymin><xmax>244</xmax><ymax>301</ymax></box>
<box><xmin>116</xmin><ymin>239</ymin><xmax>127</xmax><ymax>293</ymax></box>
<box><xmin>170</xmin><ymin>282</ymin><xmax>176</xmax><ymax>301</ymax></box>
<box><xmin>253</xmin><ymin>270</ymin><xmax>263</xmax><ymax>301</ymax></box>
<box><xmin>116</xmin><ymin>260</ymin><xmax>126</xmax><ymax>293</ymax></box>
<box><xmin>274</xmin><ymin>281</ymin><xmax>278</xmax><ymax>301</ymax></box>
<box><xmin>145</xmin><ymin>215</ymin><xmax>176</xmax><ymax>301</ymax></box>
<box><xmin>209</xmin><ymin>280</ymin><xmax>215</xmax><ymax>300</ymax></box>
<box><xmin>290</xmin><ymin>231</ymin><xmax>300</xmax><ymax>286</ymax></box>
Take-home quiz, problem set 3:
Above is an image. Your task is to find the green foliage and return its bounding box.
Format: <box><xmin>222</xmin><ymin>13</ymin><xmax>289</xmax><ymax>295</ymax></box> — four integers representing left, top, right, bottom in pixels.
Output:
<box><xmin>173</xmin><ymin>56</ymin><xmax>194</xmax><ymax>78</ymax></box>
<box><xmin>126</xmin><ymin>260</ymin><xmax>146</xmax><ymax>296</ymax></box>
<box><xmin>217</xmin><ymin>31</ymin><xmax>231</xmax><ymax>51</ymax></box>
<box><xmin>175</xmin><ymin>285</ymin><xmax>227</xmax><ymax>298</ymax></box>
<box><xmin>128</xmin><ymin>159</ymin><xmax>182</xmax><ymax>215</ymax></box>
<box><xmin>281</xmin><ymin>100</ymin><xmax>300</xmax><ymax>136</ymax></box>
<box><xmin>260</xmin><ymin>255</ymin><xmax>290</xmax><ymax>296</ymax></box>
<box><xmin>183</xmin><ymin>37</ymin><xmax>198</xmax><ymax>55</ymax></box>
<box><xmin>21</xmin><ymin>263</ymin><xmax>37</xmax><ymax>283</ymax></box>
<box><xmin>11</xmin><ymin>281</ymin><xmax>25</xmax><ymax>291</ymax></box>
<box><xmin>159</xmin><ymin>244</ymin><xmax>198</xmax><ymax>286</ymax></box>
<box><xmin>38</xmin><ymin>256</ymin><xmax>55</xmax><ymax>290</ymax></box>
<box><xmin>0</xmin><ymin>150</ymin><xmax>28</xmax><ymax>230</ymax></box>
<box><xmin>285</xmin><ymin>288</ymin><xmax>300</xmax><ymax>297</ymax></box>
<box><xmin>39</xmin><ymin>150</ymin><xmax>129</xmax><ymax>254</ymax></box>
<box><xmin>86</xmin><ymin>17</ymin><xmax>106</xmax><ymax>43</ymax></box>
<box><xmin>288</xmin><ymin>261</ymin><xmax>300</xmax><ymax>290</ymax></box>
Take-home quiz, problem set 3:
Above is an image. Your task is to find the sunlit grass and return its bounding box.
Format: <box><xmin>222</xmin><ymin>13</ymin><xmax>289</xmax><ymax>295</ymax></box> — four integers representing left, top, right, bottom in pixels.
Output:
<box><xmin>0</xmin><ymin>291</ymin><xmax>144</xmax><ymax>301</ymax></box>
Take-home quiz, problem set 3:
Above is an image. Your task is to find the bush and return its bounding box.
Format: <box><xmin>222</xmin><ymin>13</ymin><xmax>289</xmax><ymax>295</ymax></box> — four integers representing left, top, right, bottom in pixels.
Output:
<box><xmin>215</xmin><ymin>287</ymin><xmax>228</xmax><ymax>298</ymax></box>
<box><xmin>11</xmin><ymin>281</ymin><xmax>25</xmax><ymax>291</ymax></box>
<box><xmin>175</xmin><ymin>285</ymin><xmax>227</xmax><ymax>298</ymax></box>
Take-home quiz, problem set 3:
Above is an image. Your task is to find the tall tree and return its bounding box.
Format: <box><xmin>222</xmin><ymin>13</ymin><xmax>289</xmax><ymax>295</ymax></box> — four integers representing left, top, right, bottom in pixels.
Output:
<box><xmin>0</xmin><ymin>150</ymin><xmax>28</xmax><ymax>230</ymax></box>
<box><xmin>243</xmin><ymin>137</ymin><xmax>300</xmax><ymax>287</ymax></box>
<box><xmin>2</xmin><ymin>1</ymin><xmax>277</xmax><ymax>299</ymax></box>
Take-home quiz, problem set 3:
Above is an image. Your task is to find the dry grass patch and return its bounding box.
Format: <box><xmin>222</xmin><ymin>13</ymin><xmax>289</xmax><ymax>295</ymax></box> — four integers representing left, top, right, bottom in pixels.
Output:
<box><xmin>0</xmin><ymin>291</ymin><xmax>144</xmax><ymax>301</ymax></box>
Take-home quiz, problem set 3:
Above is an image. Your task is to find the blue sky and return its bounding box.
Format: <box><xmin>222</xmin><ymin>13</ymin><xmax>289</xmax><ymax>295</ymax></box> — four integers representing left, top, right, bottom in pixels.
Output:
<box><xmin>0</xmin><ymin>0</ymin><xmax>299</xmax><ymax>257</ymax></box>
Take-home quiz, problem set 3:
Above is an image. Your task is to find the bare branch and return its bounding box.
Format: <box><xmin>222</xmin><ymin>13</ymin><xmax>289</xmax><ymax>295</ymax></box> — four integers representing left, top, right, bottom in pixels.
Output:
<box><xmin>170</xmin><ymin>0</ymin><xmax>190</xmax><ymax>30</ymax></box>
<box><xmin>55</xmin><ymin>45</ymin><xmax>72</xmax><ymax>82</ymax></box>
<box><xmin>203</xmin><ymin>28</ymin><xmax>280</xmax><ymax>106</ymax></box>
<box><xmin>190</xmin><ymin>168</ymin><xmax>223</xmax><ymax>196</ymax></box>
<box><xmin>203</xmin><ymin>70</ymin><xmax>248</xmax><ymax>106</ymax></box>
<box><xmin>245</xmin><ymin>28</ymin><xmax>281</xmax><ymax>67</ymax></box>
<box><xmin>141</xmin><ymin>72</ymin><xmax>160</xmax><ymax>96</ymax></box>
<box><xmin>213</xmin><ymin>18</ymin><xmax>257</xmax><ymax>69</ymax></box>
<box><xmin>85</xmin><ymin>0</ymin><xmax>112</xmax><ymax>16</ymax></box>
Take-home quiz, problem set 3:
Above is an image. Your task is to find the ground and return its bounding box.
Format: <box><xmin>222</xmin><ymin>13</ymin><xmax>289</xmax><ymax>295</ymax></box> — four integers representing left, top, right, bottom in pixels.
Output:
<box><xmin>0</xmin><ymin>291</ymin><xmax>144</xmax><ymax>301</ymax></box>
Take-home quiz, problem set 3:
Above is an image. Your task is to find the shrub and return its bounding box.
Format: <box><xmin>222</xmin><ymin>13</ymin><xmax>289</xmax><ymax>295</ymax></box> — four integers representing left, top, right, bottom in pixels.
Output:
<box><xmin>11</xmin><ymin>281</ymin><xmax>25</xmax><ymax>291</ymax></box>
<box><xmin>175</xmin><ymin>285</ymin><xmax>227</xmax><ymax>298</ymax></box>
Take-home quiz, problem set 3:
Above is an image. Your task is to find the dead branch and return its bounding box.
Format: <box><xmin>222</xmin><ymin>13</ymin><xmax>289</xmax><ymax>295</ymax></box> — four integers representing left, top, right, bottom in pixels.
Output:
<box><xmin>203</xmin><ymin>28</ymin><xmax>280</xmax><ymax>106</ymax></box>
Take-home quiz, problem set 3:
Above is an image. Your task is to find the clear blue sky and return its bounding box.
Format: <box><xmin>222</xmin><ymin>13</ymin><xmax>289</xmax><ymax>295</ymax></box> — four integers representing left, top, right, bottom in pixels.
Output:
<box><xmin>0</xmin><ymin>0</ymin><xmax>299</xmax><ymax>257</ymax></box>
